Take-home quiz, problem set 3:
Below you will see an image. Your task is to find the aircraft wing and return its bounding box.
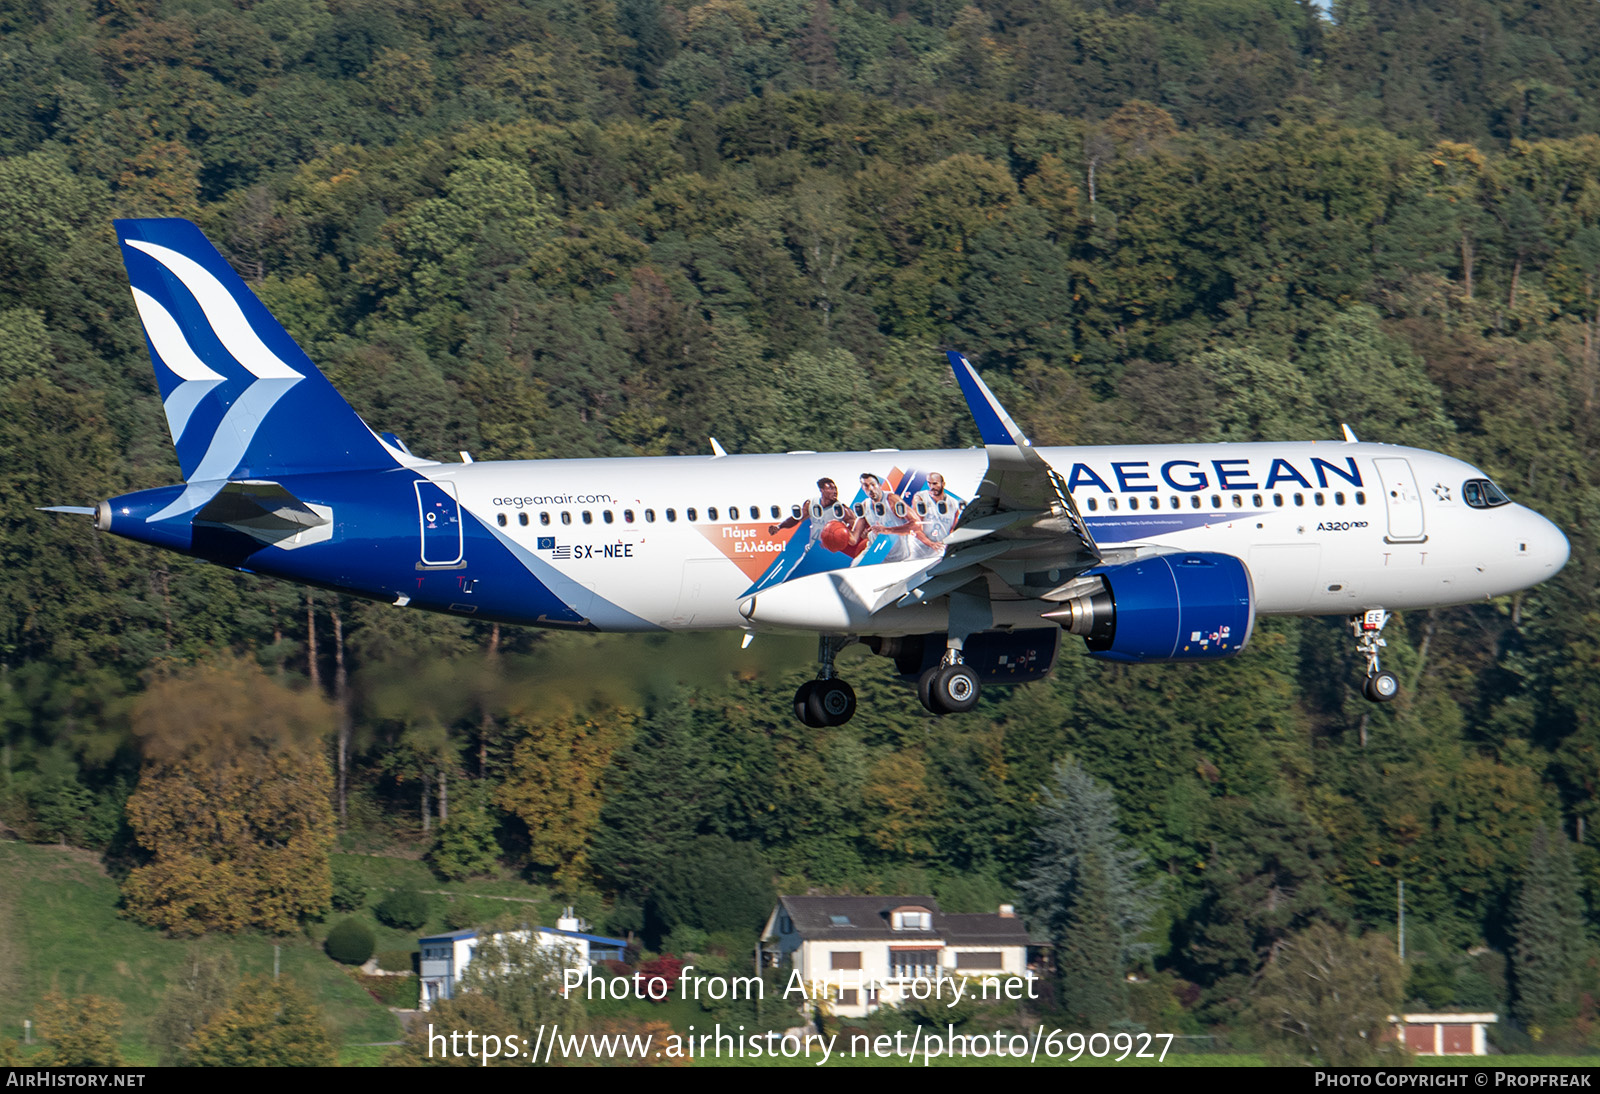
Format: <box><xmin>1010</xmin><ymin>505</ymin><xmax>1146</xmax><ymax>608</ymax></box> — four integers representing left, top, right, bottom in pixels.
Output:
<box><xmin>891</xmin><ymin>353</ymin><xmax>1101</xmax><ymax>609</ymax></box>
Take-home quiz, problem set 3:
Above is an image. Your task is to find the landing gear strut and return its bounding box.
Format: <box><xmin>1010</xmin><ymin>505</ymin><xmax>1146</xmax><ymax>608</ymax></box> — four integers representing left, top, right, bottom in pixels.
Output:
<box><xmin>794</xmin><ymin>636</ymin><xmax>857</xmax><ymax>727</ymax></box>
<box><xmin>1352</xmin><ymin>609</ymin><xmax>1399</xmax><ymax>703</ymax></box>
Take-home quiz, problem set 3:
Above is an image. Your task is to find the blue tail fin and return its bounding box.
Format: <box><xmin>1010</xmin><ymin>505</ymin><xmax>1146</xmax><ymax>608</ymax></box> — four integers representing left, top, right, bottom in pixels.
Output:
<box><xmin>115</xmin><ymin>218</ymin><xmax>401</xmax><ymax>485</ymax></box>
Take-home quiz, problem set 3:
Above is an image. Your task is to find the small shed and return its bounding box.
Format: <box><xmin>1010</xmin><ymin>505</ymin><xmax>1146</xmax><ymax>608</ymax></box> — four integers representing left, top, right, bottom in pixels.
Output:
<box><xmin>1392</xmin><ymin>1012</ymin><xmax>1498</xmax><ymax>1056</ymax></box>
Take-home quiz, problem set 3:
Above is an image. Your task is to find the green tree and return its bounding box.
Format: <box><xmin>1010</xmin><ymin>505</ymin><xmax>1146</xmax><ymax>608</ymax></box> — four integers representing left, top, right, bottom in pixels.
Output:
<box><xmin>457</xmin><ymin>924</ymin><xmax>586</xmax><ymax>1049</ymax></box>
<box><xmin>1510</xmin><ymin>823</ymin><xmax>1587</xmax><ymax>1037</ymax></box>
<box><xmin>430</xmin><ymin>801</ymin><xmax>501</xmax><ymax>881</ymax></box>
<box><xmin>149</xmin><ymin>950</ymin><xmax>237</xmax><ymax>1065</ymax></box>
<box><xmin>187</xmin><ymin>976</ymin><xmax>336</xmax><ymax>1067</ymax></box>
<box><xmin>1018</xmin><ymin>758</ymin><xmax>1157</xmax><ymax>1024</ymax></box>
<box><xmin>1250</xmin><ymin>923</ymin><xmax>1404</xmax><ymax>1066</ymax></box>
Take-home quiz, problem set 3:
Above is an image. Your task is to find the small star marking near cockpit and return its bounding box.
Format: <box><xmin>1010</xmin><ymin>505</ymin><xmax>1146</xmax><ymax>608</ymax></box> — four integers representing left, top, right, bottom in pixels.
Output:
<box><xmin>1432</xmin><ymin>482</ymin><xmax>1452</xmax><ymax>501</ymax></box>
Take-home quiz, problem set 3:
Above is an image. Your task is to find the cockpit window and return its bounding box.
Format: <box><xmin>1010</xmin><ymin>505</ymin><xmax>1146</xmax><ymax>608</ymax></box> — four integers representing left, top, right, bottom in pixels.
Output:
<box><xmin>1462</xmin><ymin>479</ymin><xmax>1511</xmax><ymax>509</ymax></box>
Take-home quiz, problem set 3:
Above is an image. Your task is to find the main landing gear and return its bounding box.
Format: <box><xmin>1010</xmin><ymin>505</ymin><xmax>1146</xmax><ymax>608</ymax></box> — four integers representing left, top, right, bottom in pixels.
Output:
<box><xmin>794</xmin><ymin>636</ymin><xmax>857</xmax><ymax>727</ymax></box>
<box><xmin>918</xmin><ymin>651</ymin><xmax>980</xmax><ymax>716</ymax></box>
<box><xmin>1352</xmin><ymin>609</ymin><xmax>1400</xmax><ymax>703</ymax></box>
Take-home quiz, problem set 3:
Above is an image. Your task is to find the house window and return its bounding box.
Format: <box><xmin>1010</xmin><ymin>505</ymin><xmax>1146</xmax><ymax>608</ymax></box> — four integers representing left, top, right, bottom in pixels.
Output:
<box><xmin>954</xmin><ymin>952</ymin><xmax>1004</xmax><ymax>969</ymax></box>
<box><xmin>838</xmin><ymin>989</ymin><xmax>859</xmax><ymax>1006</ymax></box>
<box><xmin>890</xmin><ymin>949</ymin><xmax>940</xmax><ymax>980</ymax></box>
<box><xmin>891</xmin><ymin>909</ymin><xmax>932</xmax><ymax>931</ymax></box>
<box><xmin>831</xmin><ymin>951</ymin><xmax>862</xmax><ymax>970</ymax></box>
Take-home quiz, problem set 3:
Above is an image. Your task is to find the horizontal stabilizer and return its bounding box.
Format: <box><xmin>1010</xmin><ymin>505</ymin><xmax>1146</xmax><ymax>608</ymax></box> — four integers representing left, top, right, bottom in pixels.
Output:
<box><xmin>194</xmin><ymin>480</ymin><xmax>330</xmax><ymax>546</ymax></box>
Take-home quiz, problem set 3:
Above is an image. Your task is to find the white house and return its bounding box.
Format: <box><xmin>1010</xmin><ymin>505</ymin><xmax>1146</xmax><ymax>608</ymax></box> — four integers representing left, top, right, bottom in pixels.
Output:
<box><xmin>760</xmin><ymin>895</ymin><xmax>1038</xmax><ymax>1018</ymax></box>
<box><xmin>418</xmin><ymin>908</ymin><xmax>628</xmax><ymax>1012</ymax></box>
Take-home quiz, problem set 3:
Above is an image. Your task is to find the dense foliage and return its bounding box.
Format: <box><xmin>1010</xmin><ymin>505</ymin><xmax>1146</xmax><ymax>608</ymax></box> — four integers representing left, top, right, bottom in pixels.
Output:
<box><xmin>0</xmin><ymin>0</ymin><xmax>1597</xmax><ymax>1042</ymax></box>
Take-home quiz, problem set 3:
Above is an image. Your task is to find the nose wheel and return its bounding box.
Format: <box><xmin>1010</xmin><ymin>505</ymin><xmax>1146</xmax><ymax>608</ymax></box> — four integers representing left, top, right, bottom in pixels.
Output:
<box><xmin>795</xmin><ymin>637</ymin><xmax>857</xmax><ymax>727</ymax></box>
<box><xmin>1352</xmin><ymin>610</ymin><xmax>1399</xmax><ymax>704</ymax></box>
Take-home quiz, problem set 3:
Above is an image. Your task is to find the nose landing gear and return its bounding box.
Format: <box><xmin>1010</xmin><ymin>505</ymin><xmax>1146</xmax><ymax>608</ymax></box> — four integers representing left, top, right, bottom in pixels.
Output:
<box><xmin>1353</xmin><ymin>610</ymin><xmax>1399</xmax><ymax>703</ymax></box>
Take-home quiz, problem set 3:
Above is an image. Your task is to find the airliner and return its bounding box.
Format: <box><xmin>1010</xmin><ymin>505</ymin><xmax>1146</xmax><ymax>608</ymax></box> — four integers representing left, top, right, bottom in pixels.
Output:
<box><xmin>46</xmin><ymin>219</ymin><xmax>1571</xmax><ymax>727</ymax></box>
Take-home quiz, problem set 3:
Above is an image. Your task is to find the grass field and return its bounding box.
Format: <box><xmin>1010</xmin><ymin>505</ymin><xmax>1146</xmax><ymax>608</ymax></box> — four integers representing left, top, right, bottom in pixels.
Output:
<box><xmin>0</xmin><ymin>840</ymin><xmax>402</xmax><ymax>1063</ymax></box>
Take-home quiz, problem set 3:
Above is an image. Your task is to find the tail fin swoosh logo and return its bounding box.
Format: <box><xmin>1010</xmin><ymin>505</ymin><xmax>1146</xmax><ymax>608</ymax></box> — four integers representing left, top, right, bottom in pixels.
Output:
<box><xmin>128</xmin><ymin>287</ymin><xmax>224</xmax><ymax>443</ymax></box>
<box><xmin>124</xmin><ymin>239</ymin><xmax>302</xmax><ymax>380</ymax></box>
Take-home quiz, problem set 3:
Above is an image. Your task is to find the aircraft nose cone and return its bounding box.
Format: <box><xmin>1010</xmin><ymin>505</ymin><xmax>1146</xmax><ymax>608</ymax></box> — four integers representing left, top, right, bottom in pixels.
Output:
<box><xmin>1544</xmin><ymin>516</ymin><xmax>1571</xmax><ymax>576</ymax></box>
<box><xmin>1526</xmin><ymin>510</ymin><xmax>1569</xmax><ymax>577</ymax></box>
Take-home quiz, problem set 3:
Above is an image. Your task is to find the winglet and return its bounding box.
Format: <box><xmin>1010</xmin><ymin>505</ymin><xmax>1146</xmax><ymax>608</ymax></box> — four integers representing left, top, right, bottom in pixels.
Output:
<box><xmin>1340</xmin><ymin>423</ymin><xmax>1359</xmax><ymax>443</ymax></box>
<box><xmin>946</xmin><ymin>351</ymin><xmax>1030</xmax><ymax>447</ymax></box>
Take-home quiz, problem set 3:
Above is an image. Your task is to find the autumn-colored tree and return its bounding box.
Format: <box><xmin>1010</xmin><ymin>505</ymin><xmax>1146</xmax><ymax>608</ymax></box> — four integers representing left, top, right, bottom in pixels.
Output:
<box><xmin>186</xmin><ymin>976</ymin><xmax>336</xmax><ymax>1067</ymax></box>
<box><xmin>34</xmin><ymin>991</ymin><xmax>122</xmax><ymax>1066</ymax></box>
<box><xmin>496</xmin><ymin>708</ymin><xmax>637</xmax><ymax>886</ymax></box>
<box><xmin>121</xmin><ymin>658</ymin><xmax>337</xmax><ymax>935</ymax></box>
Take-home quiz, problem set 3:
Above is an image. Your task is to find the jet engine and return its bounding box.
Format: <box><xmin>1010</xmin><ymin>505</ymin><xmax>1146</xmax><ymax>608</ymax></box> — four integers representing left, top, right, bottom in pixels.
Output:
<box><xmin>1047</xmin><ymin>552</ymin><xmax>1254</xmax><ymax>662</ymax></box>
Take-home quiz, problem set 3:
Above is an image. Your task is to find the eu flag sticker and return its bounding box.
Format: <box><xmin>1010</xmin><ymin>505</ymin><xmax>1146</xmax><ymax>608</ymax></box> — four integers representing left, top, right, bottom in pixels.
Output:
<box><xmin>537</xmin><ymin>537</ymin><xmax>555</xmax><ymax>551</ymax></box>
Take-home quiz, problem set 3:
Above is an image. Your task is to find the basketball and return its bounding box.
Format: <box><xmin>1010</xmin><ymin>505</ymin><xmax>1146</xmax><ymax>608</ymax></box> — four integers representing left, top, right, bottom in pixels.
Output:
<box><xmin>821</xmin><ymin>520</ymin><xmax>863</xmax><ymax>556</ymax></box>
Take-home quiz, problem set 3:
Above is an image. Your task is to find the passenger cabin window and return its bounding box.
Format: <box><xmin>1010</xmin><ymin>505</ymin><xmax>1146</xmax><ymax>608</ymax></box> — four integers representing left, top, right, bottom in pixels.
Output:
<box><xmin>1086</xmin><ymin>497</ymin><xmax>1098</xmax><ymax>512</ymax></box>
<box><xmin>1463</xmin><ymin>479</ymin><xmax>1511</xmax><ymax>508</ymax></box>
<box><xmin>519</xmin><ymin>512</ymin><xmax>529</xmax><ymax>526</ymax></box>
<box><xmin>1335</xmin><ymin>492</ymin><xmax>1346</xmax><ymax>505</ymax></box>
<box><xmin>1231</xmin><ymin>494</ymin><xmax>1242</xmax><ymax>508</ymax></box>
<box><xmin>603</xmin><ymin>510</ymin><xmax>614</xmax><ymax>524</ymax></box>
<box><xmin>708</xmin><ymin>507</ymin><xmax>718</xmax><ymax>521</ymax></box>
<box><xmin>561</xmin><ymin>511</ymin><xmax>572</xmax><ymax>525</ymax></box>
<box><xmin>1313</xmin><ymin>492</ymin><xmax>1324</xmax><ymax>506</ymax></box>
<box><xmin>771</xmin><ymin>505</ymin><xmax>781</xmax><ymax>519</ymax></box>
<box><xmin>624</xmin><ymin>509</ymin><xmax>635</xmax><ymax>523</ymax></box>
<box><xmin>1253</xmin><ymin>493</ymin><xmax>1264</xmax><ymax>507</ymax></box>
<box><xmin>1355</xmin><ymin>491</ymin><xmax>1367</xmax><ymax>505</ymax></box>
<box><xmin>1294</xmin><ymin>493</ymin><xmax>1305</xmax><ymax>506</ymax></box>
<box><xmin>1129</xmin><ymin>497</ymin><xmax>1139</xmax><ymax>510</ymax></box>
<box><xmin>496</xmin><ymin>513</ymin><xmax>507</xmax><ymax>526</ymax></box>
<box><xmin>582</xmin><ymin>510</ymin><xmax>593</xmax><ymax>524</ymax></box>
<box><xmin>1108</xmin><ymin>497</ymin><xmax>1119</xmax><ymax>511</ymax></box>
<box><xmin>1272</xmin><ymin>493</ymin><xmax>1283</xmax><ymax>507</ymax></box>
<box><xmin>1211</xmin><ymin>495</ymin><xmax>1222</xmax><ymax>509</ymax></box>
<box><xmin>665</xmin><ymin>508</ymin><xmax>677</xmax><ymax>522</ymax></box>
<box><xmin>540</xmin><ymin>512</ymin><xmax>550</xmax><ymax>525</ymax></box>
<box><xmin>687</xmin><ymin>507</ymin><xmax>698</xmax><ymax>522</ymax></box>
<box><xmin>1190</xmin><ymin>495</ymin><xmax>1201</xmax><ymax>509</ymax></box>
<box><xmin>644</xmin><ymin>509</ymin><xmax>655</xmax><ymax>522</ymax></box>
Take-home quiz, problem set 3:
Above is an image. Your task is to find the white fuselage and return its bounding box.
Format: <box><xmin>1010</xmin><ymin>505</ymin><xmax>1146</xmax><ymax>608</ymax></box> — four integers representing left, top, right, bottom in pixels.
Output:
<box><xmin>421</xmin><ymin>440</ymin><xmax>1568</xmax><ymax>636</ymax></box>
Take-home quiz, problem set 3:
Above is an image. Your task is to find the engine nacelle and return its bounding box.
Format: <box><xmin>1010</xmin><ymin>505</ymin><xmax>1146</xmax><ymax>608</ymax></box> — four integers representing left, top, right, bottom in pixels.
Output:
<box><xmin>1050</xmin><ymin>552</ymin><xmax>1254</xmax><ymax>662</ymax></box>
<box><xmin>870</xmin><ymin>628</ymin><xmax>1062</xmax><ymax>684</ymax></box>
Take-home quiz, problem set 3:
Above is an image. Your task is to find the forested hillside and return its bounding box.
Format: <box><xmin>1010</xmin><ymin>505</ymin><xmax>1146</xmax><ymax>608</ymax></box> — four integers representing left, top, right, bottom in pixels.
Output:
<box><xmin>2</xmin><ymin>0</ymin><xmax>1598</xmax><ymax>1050</ymax></box>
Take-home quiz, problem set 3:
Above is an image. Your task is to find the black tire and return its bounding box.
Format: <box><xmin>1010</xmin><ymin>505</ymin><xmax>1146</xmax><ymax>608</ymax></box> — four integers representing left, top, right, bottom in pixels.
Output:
<box><xmin>1368</xmin><ymin>670</ymin><xmax>1400</xmax><ymax>703</ymax></box>
<box><xmin>933</xmin><ymin>664</ymin><xmax>980</xmax><ymax>713</ymax></box>
<box><xmin>917</xmin><ymin>666</ymin><xmax>945</xmax><ymax>714</ymax></box>
<box><xmin>794</xmin><ymin>680</ymin><xmax>819</xmax><ymax>725</ymax></box>
<box><xmin>807</xmin><ymin>679</ymin><xmax>857</xmax><ymax>726</ymax></box>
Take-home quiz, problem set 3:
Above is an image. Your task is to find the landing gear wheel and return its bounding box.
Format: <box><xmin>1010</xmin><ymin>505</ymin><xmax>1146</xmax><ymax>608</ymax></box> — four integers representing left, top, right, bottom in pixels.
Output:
<box><xmin>794</xmin><ymin>680</ymin><xmax>819</xmax><ymax>725</ymax></box>
<box><xmin>807</xmin><ymin>678</ymin><xmax>857</xmax><ymax>726</ymax></box>
<box><xmin>932</xmin><ymin>664</ymin><xmax>980</xmax><ymax>714</ymax></box>
<box><xmin>918</xmin><ymin>665</ymin><xmax>943</xmax><ymax>714</ymax></box>
<box><xmin>1365</xmin><ymin>670</ymin><xmax>1399</xmax><ymax>703</ymax></box>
